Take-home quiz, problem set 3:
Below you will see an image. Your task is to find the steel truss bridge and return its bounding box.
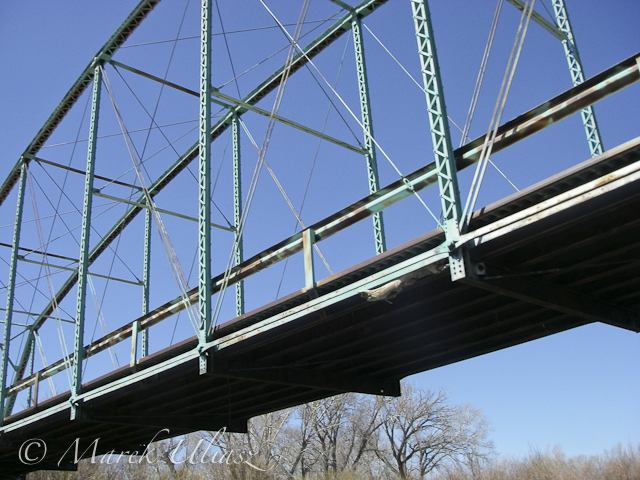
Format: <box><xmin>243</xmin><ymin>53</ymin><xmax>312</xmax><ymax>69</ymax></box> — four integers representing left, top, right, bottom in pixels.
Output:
<box><xmin>0</xmin><ymin>0</ymin><xmax>638</xmax><ymax>477</ymax></box>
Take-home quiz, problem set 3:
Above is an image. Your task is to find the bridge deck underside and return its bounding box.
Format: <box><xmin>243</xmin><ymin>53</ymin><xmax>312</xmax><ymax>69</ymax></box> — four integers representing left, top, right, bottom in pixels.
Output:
<box><xmin>2</xmin><ymin>138</ymin><xmax>640</xmax><ymax>476</ymax></box>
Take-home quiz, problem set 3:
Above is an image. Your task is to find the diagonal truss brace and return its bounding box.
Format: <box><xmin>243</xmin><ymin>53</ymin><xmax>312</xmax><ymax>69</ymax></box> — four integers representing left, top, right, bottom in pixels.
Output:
<box><xmin>108</xmin><ymin>59</ymin><xmax>367</xmax><ymax>156</ymax></box>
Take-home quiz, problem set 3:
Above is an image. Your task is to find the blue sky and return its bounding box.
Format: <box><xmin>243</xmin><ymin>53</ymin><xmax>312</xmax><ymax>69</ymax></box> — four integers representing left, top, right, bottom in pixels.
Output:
<box><xmin>0</xmin><ymin>0</ymin><xmax>638</xmax><ymax>461</ymax></box>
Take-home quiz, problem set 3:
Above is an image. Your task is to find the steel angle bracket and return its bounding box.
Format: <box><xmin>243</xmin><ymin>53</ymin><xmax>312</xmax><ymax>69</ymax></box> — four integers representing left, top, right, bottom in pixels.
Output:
<box><xmin>443</xmin><ymin>218</ymin><xmax>468</xmax><ymax>281</ymax></box>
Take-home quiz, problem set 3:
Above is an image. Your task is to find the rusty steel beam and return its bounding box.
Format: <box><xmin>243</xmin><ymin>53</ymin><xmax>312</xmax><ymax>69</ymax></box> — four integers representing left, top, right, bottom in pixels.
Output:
<box><xmin>456</xmin><ymin>51</ymin><xmax>640</xmax><ymax>168</ymax></box>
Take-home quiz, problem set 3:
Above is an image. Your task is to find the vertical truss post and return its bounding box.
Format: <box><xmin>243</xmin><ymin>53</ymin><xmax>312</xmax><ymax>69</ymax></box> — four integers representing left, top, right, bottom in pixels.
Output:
<box><xmin>5</xmin><ymin>331</ymin><xmax>32</xmax><ymax>417</ymax></box>
<box><xmin>352</xmin><ymin>15</ymin><xmax>386</xmax><ymax>255</ymax></box>
<box><xmin>232</xmin><ymin>115</ymin><xmax>245</xmax><ymax>317</ymax></box>
<box><xmin>0</xmin><ymin>161</ymin><xmax>27</xmax><ymax>427</ymax></box>
<box><xmin>131</xmin><ymin>208</ymin><xmax>151</xmax><ymax>370</ymax></box>
<box><xmin>198</xmin><ymin>0</ymin><xmax>213</xmax><ymax>375</ymax></box>
<box><xmin>26</xmin><ymin>338</ymin><xmax>35</xmax><ymax>409</ymax></box>
<box><xmin>552</xmin><ymin>0</ymin><xmax>604</xmax><ymax>157</ymax></box>
<box><xmin>410</xmin><ymin>0</ymin><xmax>465</xmax><ymax>280</ymax></box>
<box><xmin>142</xmin><ymin>208</ymin><xmax>151</xmax><ymax>357</ymax></box>
<box><xmin>71</xmin><ymin>64</ymin><xmax>102</xmax><ymax>420</ymax></box>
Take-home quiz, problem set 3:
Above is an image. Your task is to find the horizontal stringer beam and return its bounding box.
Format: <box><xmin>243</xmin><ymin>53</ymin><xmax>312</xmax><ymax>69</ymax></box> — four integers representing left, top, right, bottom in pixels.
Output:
<box><xmin>79</xmin><ymin>410</ymin><xmax>248</xmax><ymax>433</ymax></box>
<box><xmin>461</xmin><ymin>262</ymin><xmax>640</xmax><ymax>332</ymax></box>
<box><xmin>212</xmin><ymin>359</ymin><xmax>401</xmax><ymax>397</ymax></box>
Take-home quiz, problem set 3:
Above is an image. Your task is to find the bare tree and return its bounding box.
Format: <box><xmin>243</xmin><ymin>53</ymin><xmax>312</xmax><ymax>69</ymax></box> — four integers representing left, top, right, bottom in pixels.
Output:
<box><xmin>216</xmin><ymin>408</ymin><xmax>292</xmax><ymax>479</ymax></box>
<box><xmin>376</xmin><ymin>383</ymin><xmax>493</xmax><ymax>479</ymax></box>
<box><xmin>295</xmin><ymin>393</ymin><xmax>386</xmax><ymax>477</ymax></box>
<box><xmin>280</xmin><ymin>400</ymin><xmax>325</xmax><ymax>478</ymax></box>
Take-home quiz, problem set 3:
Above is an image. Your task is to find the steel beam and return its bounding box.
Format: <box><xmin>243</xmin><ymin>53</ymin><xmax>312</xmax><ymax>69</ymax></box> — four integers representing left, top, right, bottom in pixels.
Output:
<box><xmin>142</xmin><ymin>209</ymin><xmax>151</xmax><ymax>358</ymax></box>
<box><xmin>0</xmin><ymin>309</ymin><xmax>74</xmax><ymax>324</ymax></box>
<box><xmin>30</xmin><ymin>156</ymin><xmax>142</xmax><ymax>191</ymax></box>
<box><xmin>131</xmin><ymin>208</ymin><xmax>152</xmax><ymax>370</ymax></box>
<box><xmin>352</xmin><ymin>15</ymin><xmax>387</xmax><ymax>254</ymax></box>
<box><xmin>506</xmin><ymin>0</ymin><xmax>566</xmax><ymax>40</ymax></box>
<box><xmin>462</xmin><ymin>263</ymin><xmax>639</xmax><ymax>332</ymax></box>
<box><xmin>302</xmin><ymin>228</ymin><xmax>316</xmax><ymax>292</ymax></box>
<box><xmin>0</xmin><ymin>162</ymin><xmax>27</xmax><ymax>425</ymax></box>
<box><xmin>0</xmin><ymin>243</ymin><xmax>77</xmax><ymax>264</ymax></box>
<box><xmin>93</xmin><ymin>191</ymin><xmax>234</xmax><ymax>232</ymax></box>
<box><xmin>71</xmin><ymin>65</ymin><xmax>102</xmax><ymax>421</ymax></box>
<box><xmin>81</xmin><ymin>411</ymin><xmax>248</xmax><ymax>432</ymax></box>
<box><xmin>411</xmin><ymin>0</ymin><xmax>465</xmax><ymax>280</ymax></box>
<box><xmin>17</xmin><ymin>256</ymin><xmax>142</xmax><ymax>286</ymax></box>
<box><xmin>456</xmin><ymin>52</ymin><xmax>639</xmax><ymax>167</ymax></box>
<box><xmin>212</xmin><ymin>360</ymin><xmax>401</xmax><ymax>396</ymax></box>
<box><xmin>107</xmin><ymin>59</ymin><xmax>367</xmax><ymax>156</ymax></box>
<box><xmin>26</xmin><ymin>351</ymin><xmax>37</xmax><ymax>408</ymax></box>
<box><xmin>198</xmin><ymin>0</ymin><xmax>213</xmax><ymax>375</ymax></box>
<box><xmin>329</xmin><ymin>0</ymin><xmax>355</xmax><ymax>11</ymax></box>
<box><xmin>552</xmin><ymin>0</ymin><xmax>604</xmax><ymax>157</ymax></box>
<box><xmin>232</xmin><ymin>116</ymin><xmax>245</xmax><ymax>317</ymax></box>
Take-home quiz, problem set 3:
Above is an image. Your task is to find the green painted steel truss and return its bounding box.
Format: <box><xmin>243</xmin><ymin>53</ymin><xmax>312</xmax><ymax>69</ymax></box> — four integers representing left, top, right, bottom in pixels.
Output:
<box><xmin>0</xmin><ymin>0</ymin><xmax>636</xmax><ymax>438</ymax></box>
